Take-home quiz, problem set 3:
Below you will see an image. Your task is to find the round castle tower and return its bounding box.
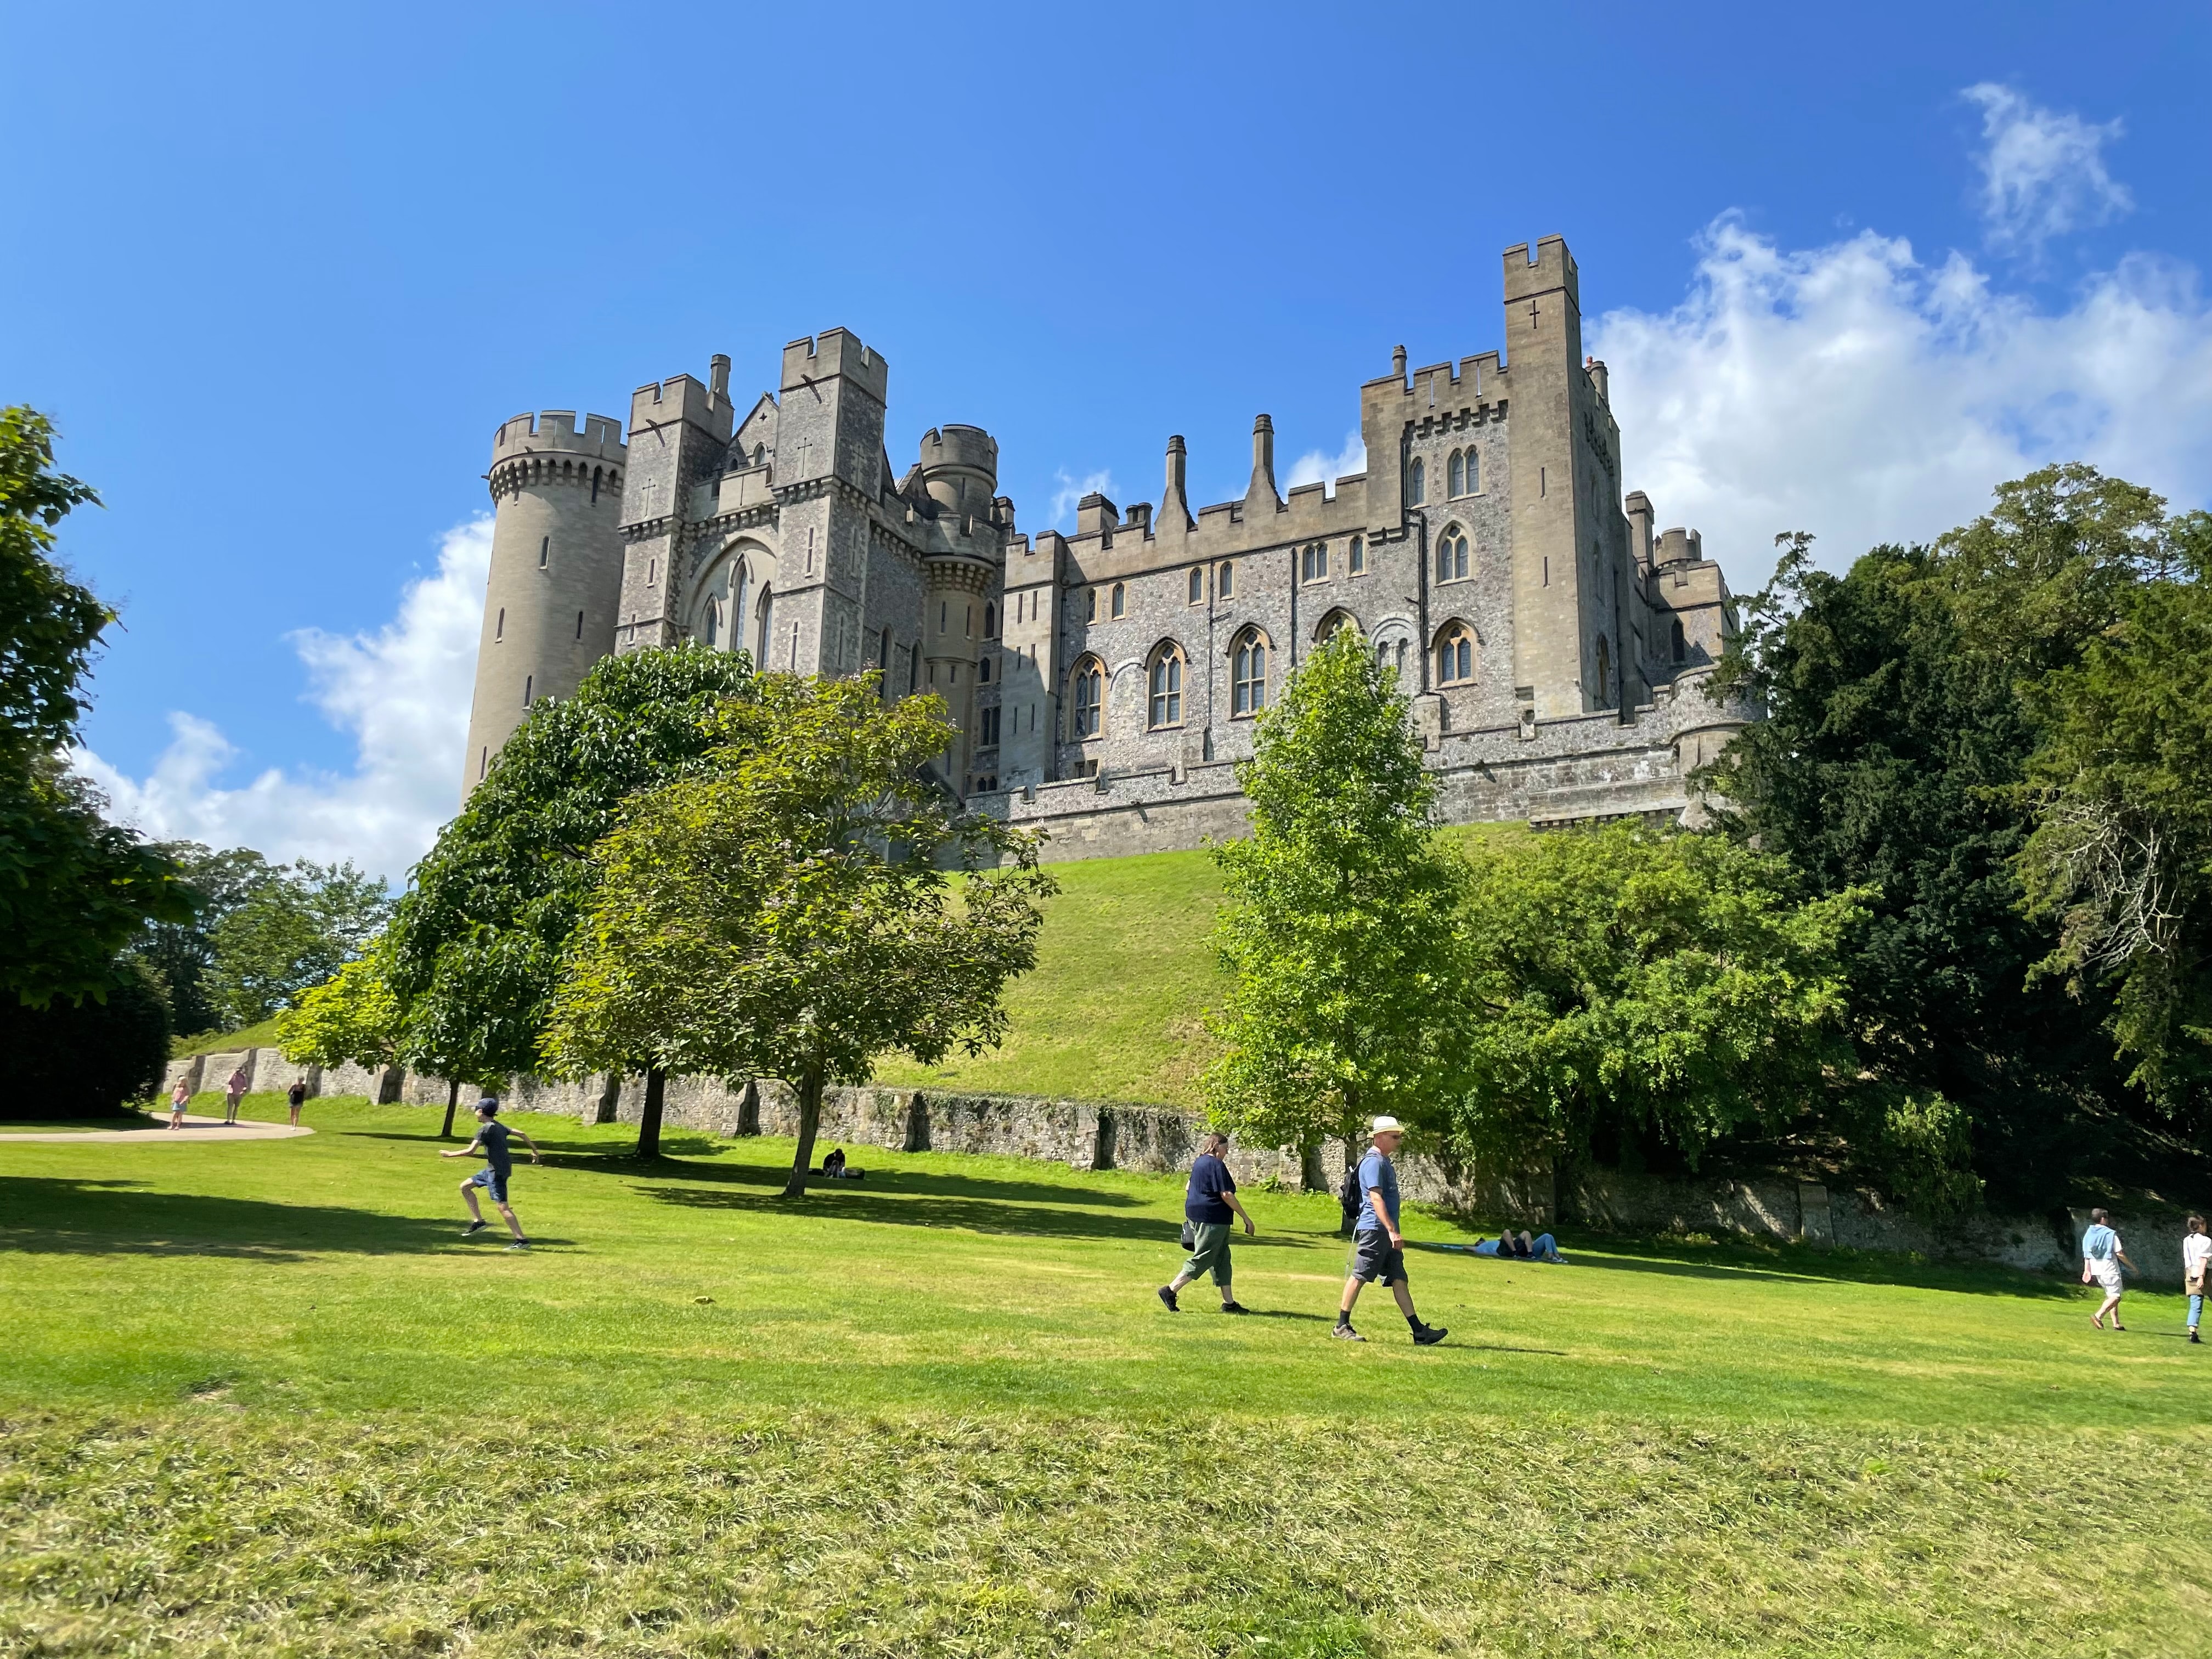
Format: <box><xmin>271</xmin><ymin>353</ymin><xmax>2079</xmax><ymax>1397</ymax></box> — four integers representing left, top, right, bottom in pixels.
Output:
<box><xmin>917</xmin><ymin>425</ymin><xmax>1002</xmax><ymax>789</ymax></box>
<box><xmin>460</xmin><ymin>410</ymin><xmax>628</xmax><ymax>798</ymax></box>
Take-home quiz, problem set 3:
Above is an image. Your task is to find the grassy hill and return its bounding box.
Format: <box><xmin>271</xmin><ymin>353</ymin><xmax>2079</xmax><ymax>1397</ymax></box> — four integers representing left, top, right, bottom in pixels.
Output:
<box><xmin>873</xmin><ymin>846</ymin><xmax>1228</xmax><ymax>1106</ymax></box>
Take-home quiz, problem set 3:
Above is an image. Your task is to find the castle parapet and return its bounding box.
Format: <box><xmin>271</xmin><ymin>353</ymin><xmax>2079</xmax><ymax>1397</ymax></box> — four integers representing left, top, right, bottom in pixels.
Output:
<box><xmin>780</xmin><ymin>329</ymin><xmax>889</xmax><ymax>402</ymax></box>
<box><xmin>493</xmin><ymin>410</ymin><xmax>628</xmax><ymax>460</ymax></box>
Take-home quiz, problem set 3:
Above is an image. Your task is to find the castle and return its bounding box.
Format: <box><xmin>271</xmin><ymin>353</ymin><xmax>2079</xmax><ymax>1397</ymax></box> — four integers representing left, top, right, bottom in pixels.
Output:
<box><xmin>462</xmin><ymin>236</ymin><xmax>1751</xmax><ymax>856</ymax></box>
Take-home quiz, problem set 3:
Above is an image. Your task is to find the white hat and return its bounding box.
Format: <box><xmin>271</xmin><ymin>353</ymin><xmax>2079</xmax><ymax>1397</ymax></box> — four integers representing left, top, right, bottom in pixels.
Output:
<box><xmin>1370</xmin><ymin>1115</ymin><xmax>1407</xmax><ymax>1136</ymax></box>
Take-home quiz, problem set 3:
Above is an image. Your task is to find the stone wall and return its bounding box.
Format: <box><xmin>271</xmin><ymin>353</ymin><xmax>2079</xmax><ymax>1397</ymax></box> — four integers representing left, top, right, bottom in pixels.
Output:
<box><xmin>168</xmin><ymin>1051</ymin><xmax>2187</xmax><ymax>1283</ymax></box>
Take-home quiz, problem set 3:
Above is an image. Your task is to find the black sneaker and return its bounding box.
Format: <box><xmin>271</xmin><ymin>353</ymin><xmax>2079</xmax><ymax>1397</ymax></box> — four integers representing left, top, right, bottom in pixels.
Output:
<box><xmin>506</xmin><ymin>1239</ymin><xmax>531</xmax><ymax>1251</ymax></box>
<box><xmin>2192</xmin><ymin>1330</ymin><xmax>2203</xmax><ymax>1344</ymax></box>
<box><xmin>1157</xmin><ymin>1285</ymin><xmax>1180</xmax><ymax>1312</ymax></box>
<box><xmin>1220</xmin><ymin>1301</ymin><xmax>1250</xmax><ymax>1314</ymax></box>
<box><xmin>1331</xmin><ymin>1322</ymin><xmax>1364</xmax><ymax>1342</ymax></box>
<box><xmin>1412</xmin><ymin>1323</ymin><xmax>1448</xmax><ymax>1346</ymax></box>
<box><xmin>463</xmin><ymin>1220</ymin><xmax>489</xmax><ymax>1236</ymax></box>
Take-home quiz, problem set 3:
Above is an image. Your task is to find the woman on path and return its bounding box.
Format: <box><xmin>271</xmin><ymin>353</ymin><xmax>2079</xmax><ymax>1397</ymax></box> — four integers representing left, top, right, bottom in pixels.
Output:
<box><xmin>2082</xmin><ymin>1207</ymin><xmax>2135</xmax><ymax>1330</ymax></box>
<box><xmin>286</xmin><ymin>1077</ymin><xmax>308</xmax><ymax>1127</ymax></box>
<box><xmin>167</xmin><ymin>1078</ymin><xmax>189</xmax><ymax>1130</ymax></box>
<box><xmin>2184</xmin><ymin>1215</ymin><xmax>2208</xmax><ymax>1345</ymax></box>
<box><xmin>223</xmin><ymin>1065</ymin><xmax>247</xmax><ymax>1126</ymax></box>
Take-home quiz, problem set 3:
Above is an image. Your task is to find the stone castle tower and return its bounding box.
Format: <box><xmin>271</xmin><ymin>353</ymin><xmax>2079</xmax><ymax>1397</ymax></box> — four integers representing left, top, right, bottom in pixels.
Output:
<box><xmin>461</xmin><ymin>236</ymin><xmax>1751</xmax><ymax>853</ymax></box>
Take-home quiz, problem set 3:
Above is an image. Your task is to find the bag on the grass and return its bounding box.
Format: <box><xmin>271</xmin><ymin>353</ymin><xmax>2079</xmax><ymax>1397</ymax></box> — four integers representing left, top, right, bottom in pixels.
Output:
<box><xmin>1179</xmin><ymin>1218</ymin><xmax>1197</xmax><ymax>1251</ymax></box>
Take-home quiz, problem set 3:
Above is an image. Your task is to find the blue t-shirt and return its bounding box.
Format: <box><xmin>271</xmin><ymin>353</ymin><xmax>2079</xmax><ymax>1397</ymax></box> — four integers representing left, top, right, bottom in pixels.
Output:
<box><xmin>2082</xmin><ymin>1223</ymin><xmax>2118</xmax><ymax>1262</ymax></box>
<box><xmin>1356</xmin><ymin>1149</ymin><xmax>1400</xmax><ymax>1237</ymax></box>
<box><xmin>1186</xmin><ymin>1153</ymin><xmax>1237</xmax><ymax>1224</ymax></box>
<box><xmin>476</xmin><ymin>1119</ymin><xmax>514</xmax><ymax>1177</ymax></box>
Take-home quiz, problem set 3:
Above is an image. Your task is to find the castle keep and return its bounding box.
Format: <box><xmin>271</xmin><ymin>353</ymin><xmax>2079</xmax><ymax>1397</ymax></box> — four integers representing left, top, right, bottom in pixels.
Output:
<box><xmin>462</xmin><ymin>237</ymin><xmax>1751</xmax><ymax>854</ymax></box>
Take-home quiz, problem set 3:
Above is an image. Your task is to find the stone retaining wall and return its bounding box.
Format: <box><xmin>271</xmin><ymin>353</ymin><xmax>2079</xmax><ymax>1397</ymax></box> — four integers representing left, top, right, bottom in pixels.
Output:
<box><xmin>169</xmin><ymin>1048</ymin><xmax>2186</xmax><ymax>1283</ymax></box>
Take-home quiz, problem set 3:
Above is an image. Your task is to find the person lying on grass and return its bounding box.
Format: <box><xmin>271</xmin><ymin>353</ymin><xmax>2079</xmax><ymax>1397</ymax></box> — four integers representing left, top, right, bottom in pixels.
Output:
<box><xmin>439</xmin><ymin>1099</ymin><xmax>540</xmax><ymax>1250</ymax></box>
<box><xmin>1474</xmin><ymin>1231</ymin><xmax>1566</xmax><ymax>1262</ymax></box>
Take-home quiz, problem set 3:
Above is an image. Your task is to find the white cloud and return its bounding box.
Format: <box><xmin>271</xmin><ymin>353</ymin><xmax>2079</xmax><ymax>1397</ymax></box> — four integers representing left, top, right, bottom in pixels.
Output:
<box><xmin>1589</xmin><ymin>217</ymin><xmax>2212</xmax><ymax>595</ymax></box>
<box><xmin>75</xmin><ymin>517</ymin><xmax>493</xmax><ymax>884</ymax></box>
<box><xmin>1283</xmin><ymin>431</ymin><xmax>1367</xmax><ymax>498</ymax></box>
<box><xmin>1048</xmin><ymin>467</ymin><xmax>1115</xmax><ymax>528</ymax></box>
<box><xmin>1963</xmin><ymin>82</ymin><xmax>2132</xmax><ymax>253</ymax></box>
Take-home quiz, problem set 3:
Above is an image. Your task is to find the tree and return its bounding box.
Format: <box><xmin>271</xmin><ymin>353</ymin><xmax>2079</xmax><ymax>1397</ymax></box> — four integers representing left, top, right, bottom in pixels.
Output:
<box><xmin>2019</xmin><ymin>508</ymin><xmax>2212</xmax><ymax>1132</ymax></box>
<box><xmin>1702</xmin><ymin>470</ymin><xmax>2170</xmax><ymax>1206</ymax></box>
<box><xmin>385</xmin><ymin>646</ymin><xmax>760</xmax><ymax>1155</ymax></box>
<box><xmin>127</xmin><ymin>843</ymin><xmax>275</xmax><ymax>1035</ymax></box>
<box><xmin>1449</xmin><ymin>823</ymin><xmax>1864</xmax><ymax>1184</ymax></box>
<box><xmin>545</xmin><ymin>672</ymin><xmax>1054</xmax><ymax>1197</ymax></box>
<box><xmin>0</xmin><ymin>957</ymin><xmax>169</xmax><ymax>1121</ymax></box>
<box><xmin>274</xmin><ymin>945</ymin><xmax>403</xmax><ymax>1081</ymax></box>
<box><xmin>1201</xmin><ymin>627</ymin><xmax>1469</xmax><ymax>1205</ymax></box>
<box><xmin>205</xmin><ymin>859</ymin><xmax>390</xmax><ymax>1029</ymax></box>
<box><xmin>0</xmin><ymin>408</ymin><xmax>194</xmax><ymax>1008</ymax></box>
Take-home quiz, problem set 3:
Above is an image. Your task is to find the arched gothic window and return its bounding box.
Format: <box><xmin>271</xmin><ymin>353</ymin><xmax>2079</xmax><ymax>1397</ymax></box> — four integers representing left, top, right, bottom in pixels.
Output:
<box><xmin>733</xmin><ymin>561</ymin><xmax>751</xmax><ymax>639</ymax></box>
<box><xmin>1069</xmin><ymin>657</ymin><xmax>1104</xmax><ymax>738</ymax></box>
<box><xmin>1087</xmin><ymin>589</ymin><xmax>1098</xmax><ymax>623</ymax></box>
<box><xmin>1188</xmin><ymin>567</ymin><xmax>1204</xmax><ymax>604</ymax></box>
<box><xmin>1448</xmin><ymin>450</ymin><xmax>1464</xmax><ymax>498</ymax></box>
<box><xmin>1595</xmin><ymin>635</ymin><xmax>1612</xmax><ymax>706</ymax></box>
<box><xmin>1671</xmin><ymin>618</ymin><xmax>1687</xmax><ymax>664</ymax></box>
<box><xmin>1231</xmin><ymin>629</ymin><xmax>1268</xmax><ymax>716</ymax></box>
<box><xmin>1218</xmin><ymin>562</ymin><xmax>1235</xmax><ymax>600</ymax></box>
<box><xmin>1407</xmin><ymin>456</ymin><xmax>1426</xmax><ymax>505</ymax></box>
<box><xmin>1111</xmin><ymin>583</ymin><xmax>1126</xmax><ymax>619</ymax></box>
<box><xmin>1437</xmin><ymin>526</ymin><xmax>1470</xmax><ymax>583</ymax></box>
<box><xmin>880</xmin><ymin>628</ymin><xmax>894</xmax><ymax>699</ymax></box>
<box><xmin>703</xmin><ymin>601</ymin><xmax>720</xmax><ymax>649</ymax></box>
<box><xmin>1348</xmin><ymin>534</ymin><xmax>1365</xmax><ymax>574</ymax></box>
<box><xmin>755</xmin><ymin>585</ymin><xmax>774</xmax><ymax>666</ymax></box>
<box><xmin>1464</xmin><ymin>449</ymin><xmax>1480</xmax><ymax>494</ymax></box>
<box><xmin>983</xmin><ymin>602</ymin><xmax>996</xmax><ymax>638</ymax></box>
<box><xmin>980</xmin><ymin>654</ymin><xmax>992</xmax><ymax>684</ymax></box>
<box><xmin>1148</xmin><ymin>643</ymin><xmax>1186</xmax><ymax>728</ymax></box>
<box><xmin>1316</xmin><ymin>608</ymin><xmax>1357</xmax><ymax>644</ymax></box>
<box><xmin>1436</xmin><ymin>621</ymin><xmax>1476</xmax><ymax>686</ymax></box>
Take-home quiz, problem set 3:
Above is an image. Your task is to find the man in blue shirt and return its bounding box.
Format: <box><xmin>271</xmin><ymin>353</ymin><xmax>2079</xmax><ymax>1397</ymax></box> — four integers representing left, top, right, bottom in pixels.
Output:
<box><xmin>1334</xmin><ymin>1116</ymin><xmax>1447</xmax><ymax>1345</ymax></box>
<box><xmin>1160</xmin><ymin>1131</ymin><xmax>1255</xmax><ymax>1313</ymax></box>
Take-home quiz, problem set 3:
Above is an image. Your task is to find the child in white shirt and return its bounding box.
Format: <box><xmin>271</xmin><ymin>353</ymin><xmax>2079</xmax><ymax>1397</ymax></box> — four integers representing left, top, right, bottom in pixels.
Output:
<box><xmin>2183</xmin><ymin>1215</ymin><xmax>2209</xmax><ymax>1345</ymax></box>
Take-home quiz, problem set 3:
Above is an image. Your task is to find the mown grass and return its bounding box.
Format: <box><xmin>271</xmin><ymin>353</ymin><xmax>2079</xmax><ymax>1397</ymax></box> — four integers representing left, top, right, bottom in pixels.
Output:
<box><xmin>4</xmin><ymin>1095</ymin><xmax>2208</xmax><ymax>1656</ymax></box>
<box><xmin>170</xmin><ymin>1014</ymin><xmax>284</xmax><ymax>1059</ymax></box>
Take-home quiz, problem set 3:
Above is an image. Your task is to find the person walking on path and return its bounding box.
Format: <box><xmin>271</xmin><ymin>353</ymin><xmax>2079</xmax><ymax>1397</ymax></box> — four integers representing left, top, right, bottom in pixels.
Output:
<box><xmin>440</xmin><ymin>1098</ymin><xmax>540</xmax><ymax>1249</ymax></box>
<box><xmin>222</xmin><ymin>1065</ymin><xmax>248</xmax><ymax>1126</ymax></box>
<box><xmin>1334</xmin><ymin>1116</ymin><xmax>1447</xmax><ymax>1346</ymax></box>
<box><xmin>2083</xmin><ymin>1207</ymin><xmax>2135</xmax><ymax>1330</ymax></box>
<box><xmin>1159</xmin><ymin>1131</ymin><xmax>1256</xmax><ymax>1314</ymax></box>
<box><xmin>167</xmin><ymin>1077</ymin><xmax>189</xmax><ymax>1130</ymax></box>
<box><xmin>286</xmin><ymin>1077</ymin><xmax>308</xmax><ymax>1128</ymax></box>
<box><xmin>2184</xmin><ymin>1215</ymin><xmax>2209</xmax><ymax>1345</ymax></box>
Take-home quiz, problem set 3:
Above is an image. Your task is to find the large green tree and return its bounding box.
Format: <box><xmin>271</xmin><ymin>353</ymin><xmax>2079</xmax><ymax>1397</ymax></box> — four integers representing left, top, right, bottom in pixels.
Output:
<box><xmin>384</xmin><ymin>646</ymin><xmax>759</xmax><ymax>1154</ymax></box>
<box><xmin>1449</xmin><ymin>823</ymin><xmax>1865</xmax><ymax>1192</ymax></box>
<box><xmin>1202</xmin><ymin>627</ymin><xmax>1468</xmax><ymax>1200</ymax></box>
<box><xmin>2019</xmin><ymin>507</ymin><xmax>2212</xmax><ymax>1132</ymax></box>
<box><xmin>1704</xmin><ymin>466</ymin><xmax>2180</xmax><ymax>1204</ymax></box>
<box><xmin>0</xmin><ymin>407</ymin><xmax>193</xmax><ymax>1008</ymax></box>
<box><xmin>205</xmin><ymin>859</ymin><xmax>390</xmax><ymax>1029</ymax></box>
<box><xmin>127</xmin><ymin>843</ymin><xmax>275</xmax><ymax>1035</ymax></box>
<box><xmin>545</xmin><ymin>673</ymin><xmax>1053</xmax><ymax>1197</ymax></box>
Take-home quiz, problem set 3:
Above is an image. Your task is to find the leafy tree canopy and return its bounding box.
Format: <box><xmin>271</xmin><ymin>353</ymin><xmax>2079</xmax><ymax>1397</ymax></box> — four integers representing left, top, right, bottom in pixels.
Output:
<box><xmin>546</xmin><ymin>672</ymin><xmax>1053</xmax><ymax>1195</ymax></box>
<box><xmin>1450</xmin><ymin>824</ymin><xmax>1863</xmax><ymax>1175</ymax></box>
<box><xmin>274</xmin><ymin>943</ymin><xmax>403</xmax><ymax>1077</ymax></box>
<box><xmin>206</xmin><ymin>859</ymin><xmax>390</xmax><ymax>1029</ymax></box>
<box><xmin>127</xmin><ymin>844</ymin><xmax>276</xmax><ymax>1035</ymax></box>
<box><xmin>1203</xmin><ymin>628</ymin><xmax>1468</xmax><ymax>1181</ymax></box>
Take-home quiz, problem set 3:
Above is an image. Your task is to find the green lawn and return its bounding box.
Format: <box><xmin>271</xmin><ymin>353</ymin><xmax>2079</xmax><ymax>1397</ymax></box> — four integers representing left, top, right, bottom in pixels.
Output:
<box><xmin>872</xmin><ymin>847</ymin><xmax>1229</xmax><ymax>1105</ymax></box>
<box><xmin>3</xmin><ymin>1094</ymin><xmax>2207</xmax><ymax>1656</ymax></box>
<box><xmin>170</xmin><ymin>1014</ymin><xmax>285</xmax><ymax>1059</ymax></box>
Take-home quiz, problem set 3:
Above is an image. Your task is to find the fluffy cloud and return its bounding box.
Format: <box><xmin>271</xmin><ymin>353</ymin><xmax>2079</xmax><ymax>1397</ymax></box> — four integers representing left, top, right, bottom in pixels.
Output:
<box><xmin>1589</xmin><ymin>218</ymin><xmax>2212</xmax><ymax>593</ymax></box>
<box><xmin>1283</xmin><ymin>431</ymin><xmax>1367</xmax><ymax>498</ymax></box>
<box><xmin>1964</xmin><ymin>83</ymin><xmax>2132</xmax><ymax>253</ymax></box>
<box><xmin>1048</xmin><ymin>467</ymin><xmax>1115</xmax><ymax>527</ymax></box>
<box><xmin>75</xmin><ymin>518</ymin><xmax>493</xmax><ymax>883</ymax></box>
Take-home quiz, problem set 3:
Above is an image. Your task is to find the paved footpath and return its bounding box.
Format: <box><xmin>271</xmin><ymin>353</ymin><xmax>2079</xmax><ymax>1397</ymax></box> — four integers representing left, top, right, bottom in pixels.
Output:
<box><xmin>1</xmin><ymin>1113</ymin><xmax>315</xmax><ymax>1143</ymax></box>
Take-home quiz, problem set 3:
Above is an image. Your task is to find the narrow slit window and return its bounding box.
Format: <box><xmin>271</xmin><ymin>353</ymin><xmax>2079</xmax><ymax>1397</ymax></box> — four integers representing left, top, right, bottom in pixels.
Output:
<box><xmin>539</xmin><ymin>536</ymin><xmax>549</xmax><ymax>568</ymax></box>
<box><xmin>575</xmin><ymin>611</ymin><xmax>584</xmax><ymax>639</ymax></box>
<box><xmin>1349</xmin><ymin>534</ymin><xmax>1365</xmax><ymax>574</ymax></box>
<box><xmin>495</xmin><ymin>607</ymin><xmax>504</xmax><ymax>641</ymax></box>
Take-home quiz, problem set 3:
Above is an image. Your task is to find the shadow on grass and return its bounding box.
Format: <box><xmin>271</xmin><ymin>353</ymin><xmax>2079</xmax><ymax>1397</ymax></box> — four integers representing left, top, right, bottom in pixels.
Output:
<box><xmin>569</xmin><ymin>1152</ymin><xmax>1155</xmax><ymax>1211</ymax></box>
<box><xmin>1570</xmin><ymin>1239</ymin><xmax>2079</xmax><ymax>1300</ymax></box>
<box><xmin>0</xmin><ymin>1175</ymin><xmax>463</xmax><ymax>1261</ymax></box>
<box><xmin>638</xmin><ymin>1182</ymin><xmax>1304</xmax><ymax>1248</ymax></box>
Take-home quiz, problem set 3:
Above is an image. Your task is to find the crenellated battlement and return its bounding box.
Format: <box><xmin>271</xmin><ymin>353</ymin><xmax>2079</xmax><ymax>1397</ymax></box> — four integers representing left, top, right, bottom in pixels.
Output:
<box><xmin>1502</xmin><ymin>234</ymin><xmax>1579</xmax><ymax>309</ymax></box>
<box><xmin>493</xmin><ymin>409</ymin><xmax>627</xmax><ymax>460</ymax></box>
<box><xmin>781</xmin><ymin>328</ymin><xmax>889</xmax><ymax>402</ymax></box>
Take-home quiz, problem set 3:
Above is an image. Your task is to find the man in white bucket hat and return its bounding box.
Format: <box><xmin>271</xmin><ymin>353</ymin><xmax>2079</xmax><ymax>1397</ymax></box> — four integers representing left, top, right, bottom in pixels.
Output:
<box><xmin>1333</xmin><ymin>1116</ymin><xmax>1447</xmax><ymax>1345</ymax></box>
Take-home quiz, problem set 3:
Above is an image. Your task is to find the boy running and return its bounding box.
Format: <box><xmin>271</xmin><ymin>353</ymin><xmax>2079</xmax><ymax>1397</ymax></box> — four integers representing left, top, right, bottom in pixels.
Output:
<box><xmin>1334</xmin><ymin>1116</ymin><xmax>1447</xmax><ymax>1346</ymax></box>
<box><xmin>440</xmin><ymin>1098</ymin><xmax>540</xmax><ymax>1249</ymax></box>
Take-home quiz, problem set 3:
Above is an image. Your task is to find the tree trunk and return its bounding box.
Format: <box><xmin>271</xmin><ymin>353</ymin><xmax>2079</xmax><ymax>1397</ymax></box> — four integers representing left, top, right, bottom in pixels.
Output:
<box><xmin>782</xmin><ymin>1066</ymin><xmax>822</xmax><ymax>1198</ymax></box>
<box><xmin>439</xmin><ymin>1078</ymin><xmax>459</xmax><ymax>1141</ymax></box>
<box><xmin>637</xmin><ymin>1068</ymin><xmax>666</xmax><ymax>1159</ymax></box>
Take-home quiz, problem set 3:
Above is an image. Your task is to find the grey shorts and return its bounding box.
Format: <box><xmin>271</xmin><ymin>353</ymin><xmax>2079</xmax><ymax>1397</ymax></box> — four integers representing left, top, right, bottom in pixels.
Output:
<box><xmin>1351</xmin><ymin>1232</ymin><xmax>1406</xmax><ymax>1285</ymax></box>
<box><xmin>469</xmin><ymin>1166</ymin><xmax>510</xmax><ymax>1204</ymax></box>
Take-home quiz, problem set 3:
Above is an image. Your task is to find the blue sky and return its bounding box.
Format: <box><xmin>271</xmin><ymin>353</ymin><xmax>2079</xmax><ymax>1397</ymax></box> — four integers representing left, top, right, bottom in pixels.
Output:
<box><xmin>5</xmin><ymin>1</ymin><xmax>2208</xmax><ymax>876</ymax></box>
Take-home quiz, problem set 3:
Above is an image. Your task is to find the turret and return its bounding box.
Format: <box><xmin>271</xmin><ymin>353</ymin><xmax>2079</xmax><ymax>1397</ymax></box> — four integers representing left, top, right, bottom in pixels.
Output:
<box><xmin>461</xmin><ymin>410</ymin><xmax>628</xmax><ymax>797</ymax></box>
<box><xmin>917</xmin><ymin>424</ymin><xmax>999</xmax><ymax>518</ymax></box>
